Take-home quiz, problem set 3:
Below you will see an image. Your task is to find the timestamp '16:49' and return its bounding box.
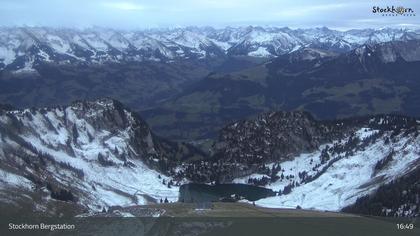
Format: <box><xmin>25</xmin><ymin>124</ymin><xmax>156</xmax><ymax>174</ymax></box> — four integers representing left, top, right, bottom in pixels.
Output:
<box><xmin>396</xmin><ymin>223</ymin><xmax>414</xmax><ymax>230</ymax></box>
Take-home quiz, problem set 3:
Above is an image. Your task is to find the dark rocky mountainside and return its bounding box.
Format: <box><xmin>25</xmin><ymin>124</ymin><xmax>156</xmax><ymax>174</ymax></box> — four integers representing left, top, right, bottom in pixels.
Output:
<box><xmin>178</xmin><ymin>110</ymin><xmax>419</xmax><ymax>180</ymax></box>
<box><xmin>213</xmin><ymin>111</ymin><xmax>336</xmax><ymax>163</ymax></box>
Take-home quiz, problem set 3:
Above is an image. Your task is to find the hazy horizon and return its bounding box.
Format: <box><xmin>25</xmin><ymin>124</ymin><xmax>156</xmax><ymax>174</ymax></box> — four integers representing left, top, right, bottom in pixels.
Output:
<box><xmin>1</xmin><ymin>0</ymin><xmax>419</xmax><ymax>30</ymax></box>
<box><xmin>0</xmin><ymin>25</ymin><xmax>418</xmax><ymax>32</ymax></box>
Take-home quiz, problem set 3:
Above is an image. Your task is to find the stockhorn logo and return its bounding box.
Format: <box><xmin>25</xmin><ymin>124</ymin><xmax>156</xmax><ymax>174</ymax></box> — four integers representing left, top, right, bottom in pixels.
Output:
<box><xmin>372</xmin><ymin>6</ymin><xmax>416</xmax><ymax>16</ymax></box>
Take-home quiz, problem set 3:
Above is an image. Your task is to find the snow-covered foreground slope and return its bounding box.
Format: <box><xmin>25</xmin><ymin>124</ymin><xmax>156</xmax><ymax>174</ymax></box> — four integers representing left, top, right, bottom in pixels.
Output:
<box><xmin>234</xmin><ymin>127</ymin><xmax>420</xmax><ymax>211</ymax></box>
<box><xmin>0</xmin><ymin>99</ymin><xmax>419</xmax><ymax>216</ymax></box>
<box><xmin>0</xmin><ymin>99</ymin><xmax>199</xmax><ymax>213</ymax></box>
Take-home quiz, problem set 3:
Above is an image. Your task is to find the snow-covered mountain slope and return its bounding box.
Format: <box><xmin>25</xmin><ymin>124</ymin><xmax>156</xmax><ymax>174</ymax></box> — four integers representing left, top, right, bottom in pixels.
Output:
<box><xmin>0</xmin><ymin>98</ymin><xmax>203</xmax><ymax>214</ymax></box>
<box><xmin>241</xmin><ymin>128</ymin><xmax>419</xmax><ymax>211</ymax></box>
<box><xmin>352</xmin><ymin>40</ymin><xmax>420</xmax><ymax>64</ymax></box>
<box><xmin>219</xmin><ymin>113</ymin><xmax>420</xmax><ymax>215</ymax></box>
<box><xmin>0</xmin><ymin>26</ymin><xmax>419</xmax><ymax>72</ymax></box>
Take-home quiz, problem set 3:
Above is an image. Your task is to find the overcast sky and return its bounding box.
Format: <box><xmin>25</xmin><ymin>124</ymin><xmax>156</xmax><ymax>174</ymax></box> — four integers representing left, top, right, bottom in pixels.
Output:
<box><xmin>1</xmin><ymin>0</ymin><xmax>419</xmax><ymax>30</ymax></box>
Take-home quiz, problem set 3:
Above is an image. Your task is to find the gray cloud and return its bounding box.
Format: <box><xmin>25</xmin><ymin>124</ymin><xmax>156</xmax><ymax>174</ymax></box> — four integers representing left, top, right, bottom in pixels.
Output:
<box><xmin>0</xmin><ymin>0</ymin><xmax>419</xmax><ymax>29</ymax></box>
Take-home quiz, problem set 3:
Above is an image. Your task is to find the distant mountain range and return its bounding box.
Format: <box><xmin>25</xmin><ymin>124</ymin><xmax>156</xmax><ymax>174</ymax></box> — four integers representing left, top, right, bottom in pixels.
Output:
<box><xmin>1</xmin><ymin>26</ymin><xmax>419</xmax><ymax>72</ymax></box>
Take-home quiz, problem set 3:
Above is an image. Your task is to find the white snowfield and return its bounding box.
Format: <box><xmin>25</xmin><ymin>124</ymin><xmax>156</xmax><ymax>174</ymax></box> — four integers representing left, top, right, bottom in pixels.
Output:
<box><xmin>235</xmin><ymin>128</ymin><xmax>420</xmax><ymax>211</ymax></box>
<box><xmin>248</xmin><ymin>47</ymin><xmax>272</xmax><ymax>57</ymax></box>
<box><xmin>0</xmin><ymin>100</ymin><xmax>179</xmax><ymax>211</ymax></box>
<box><xmin>0</xmin><ymin>169</ymin><xmax>34</xmax><ymax>190</ymax></box>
